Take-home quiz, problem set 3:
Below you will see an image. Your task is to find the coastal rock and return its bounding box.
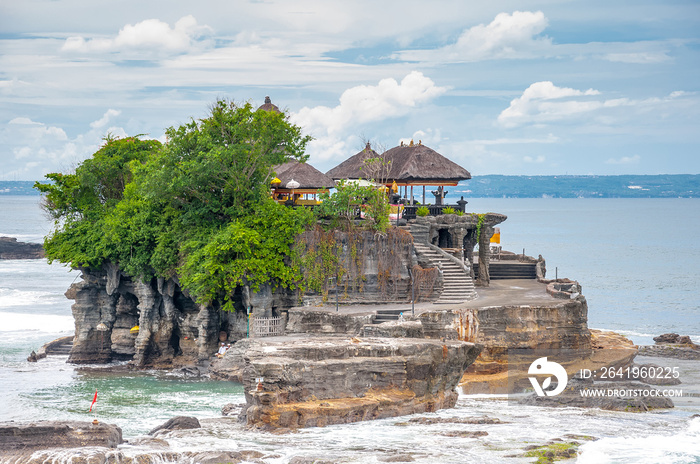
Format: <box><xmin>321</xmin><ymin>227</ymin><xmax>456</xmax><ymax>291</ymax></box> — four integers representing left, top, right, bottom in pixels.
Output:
<box><xmin>638</xmin><ymin>345</ymin><xmax>700</xmax><ymax>360</ymax></box>
<box><xmin>219</xmin><ymin>335</ymin><xmax>480</xmax><ymax>430</ymax></box>
<box><xmin>0</xmin><ymin>236</ymin><xmax>44</xmax><ymax>259</ymax></box>
<box><xmin>652</xmin><ymin>333</ymin><xmax>697</xmax><ymax>347</ymax></box>
<box><xmin>148</xmin><ymin>416</ymin><xmax>201</xmax><ymax>435</ymax></box>
<box><xmin>0</xmin><ymin>420</ymin><xmax>122</xmax><ymax>457</ymax></box>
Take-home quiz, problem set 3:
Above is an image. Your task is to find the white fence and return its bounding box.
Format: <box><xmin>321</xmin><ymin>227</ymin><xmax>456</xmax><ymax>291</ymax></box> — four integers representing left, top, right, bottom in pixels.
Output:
<box><xmin>251</xmin><ymin>316</ymin><xmax>284</xmax><ymax>338</ymax></box>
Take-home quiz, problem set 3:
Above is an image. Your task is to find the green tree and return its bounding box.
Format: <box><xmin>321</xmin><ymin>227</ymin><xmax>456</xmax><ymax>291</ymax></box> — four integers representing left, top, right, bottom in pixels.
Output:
<box><xmin>37</xmin><ymin>100</ymin><xmax>315</xmax><ymax>311</ymax></box>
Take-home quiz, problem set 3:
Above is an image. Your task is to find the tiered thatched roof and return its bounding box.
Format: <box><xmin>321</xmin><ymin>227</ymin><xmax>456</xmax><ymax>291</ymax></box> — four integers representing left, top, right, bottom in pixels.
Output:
<box><xmin>273</xmin><ymin>161</ymin><xmax>336</xmax><ymax>193</ymax></box>
<box><xmin>257</xmin><ymin>96</ymin><xmax>281</xmax><ymax>113</ymax></box>
<box><xmin>326</xmin><ymin>142</ymin><xmax>470</xmax><ymax>186</ymax></box>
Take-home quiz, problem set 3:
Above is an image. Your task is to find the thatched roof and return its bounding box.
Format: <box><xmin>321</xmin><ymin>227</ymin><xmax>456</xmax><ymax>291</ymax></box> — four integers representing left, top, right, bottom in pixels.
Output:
<box><xmin>257</xmin><ymin>96</ymin><xmax>281</xmax><ymax>113</ymax></box>
<box><xmin>273</xmin><ymin>161</ymin><xmax>336</xmax><ymax>190</ymax></box>
<box><xmin>326</xmin><ymin>142</ymin><xmax>471</xmax><ymax>185</ymax></box>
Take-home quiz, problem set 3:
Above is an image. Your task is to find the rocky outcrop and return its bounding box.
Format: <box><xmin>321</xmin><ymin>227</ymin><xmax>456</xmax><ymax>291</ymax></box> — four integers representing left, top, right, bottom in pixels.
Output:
<box><xmin>148</xmin><ymin>416</ymin><xmax>201</xmax><ymax>435</ymax></box>
<box><xmin>638</xmin><ymin>333</ymin><xmax>700</xmax><ymax>360</ymax></box>
<box><xmin>0</xmin><ymin>236</ymin><xmax>44</xmax><ymax>259</ymax></box>
<box><xmin>211</xmin><ymin>335</ymin><xmax>480</xmax><ymax>430</ymax></box>
<box><xmin>0</xmin><ymin>420</ymin><xmax>122</xmax><ymax>460</ymax></box>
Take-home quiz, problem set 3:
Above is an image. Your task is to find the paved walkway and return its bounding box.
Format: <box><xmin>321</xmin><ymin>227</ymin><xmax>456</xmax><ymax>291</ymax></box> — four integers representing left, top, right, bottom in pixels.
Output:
<box><xmin>290</xmin><ymin>279</ymin><xmax>560</xmax><ymax>316</ymax></box>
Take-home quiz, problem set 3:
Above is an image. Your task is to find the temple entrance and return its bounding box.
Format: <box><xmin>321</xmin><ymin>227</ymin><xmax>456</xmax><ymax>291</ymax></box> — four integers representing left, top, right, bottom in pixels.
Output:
<box><xmin>438</xmin><ymin>229</ymin><xmax>453</xmax><ymax>248</ymax></box>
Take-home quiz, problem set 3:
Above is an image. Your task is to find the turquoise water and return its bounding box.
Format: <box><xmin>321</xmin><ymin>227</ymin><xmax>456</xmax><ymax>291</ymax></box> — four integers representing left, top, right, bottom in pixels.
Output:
<box><xmin>0</xmin><ymin>195</ymin><xmax>699</xmax><ymax>462</ymax></box>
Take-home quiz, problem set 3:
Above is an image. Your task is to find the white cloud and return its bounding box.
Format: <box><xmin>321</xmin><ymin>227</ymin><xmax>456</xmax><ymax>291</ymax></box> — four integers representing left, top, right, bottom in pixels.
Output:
<box><xmin>291</xmin><ymin>72</ymin><xmax>446</xmax><ymax>168</ymax></box>
<box><xmin>0</xmin><ymin>112</ymin><xmax>139</xmax><ymax>180</ymax></box>
<box><xmin>90</xmin><ymin>109</ymin><xmax>122</xmax><ymax>129</ymax></box>
<box><xmin>498</xmin><ymin>81</ymin><xmax>602</xmax><ymax>128</ymax></box>
<box><xmin>62</xmin><ymin>15</ymin><xmax>212</xmax><ymax>54</ymax></box>
<box><xmin>498</xmin><ymin>83</ymin><xmax>699</xmax><ymax>130</ymax></box>
<box><xmin>605</xmin><ymin>155</ymin><xmax>640</xmax><ymax>165</ymax></box>
<box><xmin>396</xmin><ymin>11</ymin><xmax>550</xmax><ymax>63</ymax></box>
<box><xmin>293</xmin><ymin>71</ymin><xmax>446</xmax><ymax>142</ymax></box>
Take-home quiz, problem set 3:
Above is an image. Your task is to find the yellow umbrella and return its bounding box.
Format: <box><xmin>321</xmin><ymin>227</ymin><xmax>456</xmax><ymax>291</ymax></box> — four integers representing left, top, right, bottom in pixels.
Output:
<box><xmin>271</xmin><ymin>177</ymin><xmax>281</xmax><ymax>185</ymax></box>
<box><xmin>391</xmin><ymin>180</ymin><xmax>398</xmax><ymax>193</ymax></box>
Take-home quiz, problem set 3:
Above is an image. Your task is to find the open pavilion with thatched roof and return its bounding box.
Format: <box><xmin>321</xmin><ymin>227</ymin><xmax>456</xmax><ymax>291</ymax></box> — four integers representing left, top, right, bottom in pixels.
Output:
<box><xmin>326</xmin><ymin>140</ymin><xmax>471</xmax><ymax>205</ymax></box>
<box><xmin>272</xmin><ymin>160</ymin><xmax>336</xmax><ymax>205</ymax></box>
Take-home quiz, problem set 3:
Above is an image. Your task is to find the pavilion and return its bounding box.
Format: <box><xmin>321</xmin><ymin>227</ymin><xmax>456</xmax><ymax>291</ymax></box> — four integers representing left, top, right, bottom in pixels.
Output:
<box><xmin>272</xmin><ymin>160</ymin><xmax>336</xmax><ymax>205</ymax></box>
<box><xmin>326</xmin><ymin>140</ymin><xmax>471</xmax><ymax>206</ymax></box>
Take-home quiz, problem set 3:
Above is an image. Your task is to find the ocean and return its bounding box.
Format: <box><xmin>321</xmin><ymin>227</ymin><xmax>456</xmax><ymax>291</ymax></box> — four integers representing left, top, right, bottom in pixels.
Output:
<box><xmin>0</xmin><ymin>195</ymin><xmax>698</xmax><ymax>463</ymax></box>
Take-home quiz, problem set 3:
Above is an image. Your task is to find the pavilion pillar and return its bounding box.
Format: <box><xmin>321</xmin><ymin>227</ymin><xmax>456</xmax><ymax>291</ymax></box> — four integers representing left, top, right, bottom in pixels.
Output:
<box><xmin>423</xmin><ymin>185</ymin><xmax>426</xmax><ymax>205</ymax></box>
<box><xmin>410</xmin><ymin>185</ymin><xmax>414</xmax><ymax>205</ymax></box>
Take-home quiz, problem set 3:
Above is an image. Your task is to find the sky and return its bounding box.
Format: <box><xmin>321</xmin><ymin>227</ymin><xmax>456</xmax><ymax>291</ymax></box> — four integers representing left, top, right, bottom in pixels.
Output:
<box><xmin>1</xmin><ymin>0</ymin><xmax>699</xmax><ymax>180</ymax></box>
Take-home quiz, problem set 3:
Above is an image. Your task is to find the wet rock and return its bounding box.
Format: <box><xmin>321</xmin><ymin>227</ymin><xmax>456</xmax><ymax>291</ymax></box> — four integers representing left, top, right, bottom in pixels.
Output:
<box><xmin>439</xmin><ymin>430</ymin><xmax>488</xmax><ymax>438</ymax></box>
<box><xmin>0</xmin><ymin>236</ymin><xmax>44</xmax><ymax>259</ymax></box>
<box><xmin>148</xmin><ymin>416</ymin><xmax>201</xmax><ymax>435</ymax></box>
<box><xmin>638</xmin><ymin>345</ymin><xmax>700</xmax><ymax>360</ymax></box>
<box><xmin>407</xmin><ymin>415</ymin><xmax>504</xmax><ymax>425</ymax></box>
<box><xmin>27</xmin><ymin>350</ymin><xmax>38</xmax><ymax>362</ymax></box>
<box><xmin>185</xmin><ymin>451</ymin><xmax>244</xmax><ymax>464</ymax></box>
<box><xmin>126</xmin><ymin>436</ymin><xmax>170</xmax><ymax>448</ymax></box>
<box><xmin>229</xmin><ymin>335</ymin><xmax>481</xmax><ymax>430</ymax></box>
<box><xmin>0</xmin><ymin>420</ymin><xmax>122</xmax><ymax>458</ymax></box>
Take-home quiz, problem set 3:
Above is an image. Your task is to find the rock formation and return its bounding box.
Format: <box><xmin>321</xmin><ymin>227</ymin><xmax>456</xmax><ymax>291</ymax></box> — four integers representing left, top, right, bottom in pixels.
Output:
<box><xmin>0</xmin><ymin>236</ymin><xmax>44</xmax><ymax>259</ymax></box>
<box><xmin>211</xmin><ymin>335</ymin><xmax>480</xmax><ymax>430</ymax></box>
<box><xmin>0</xmin><ymin>420</ymin><xmax>122</xmax><ymax>461</ymax></box>
<box><xmin>64</xmin><ymin>229</ymin><xmax>421</xmax><ymax>367</ymax></box>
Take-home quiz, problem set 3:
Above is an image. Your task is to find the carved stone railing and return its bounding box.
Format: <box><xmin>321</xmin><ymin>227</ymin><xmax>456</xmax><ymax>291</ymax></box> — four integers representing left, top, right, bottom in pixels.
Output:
<box><xmin>401</xmin><ymin>204</ymin><xmax>465</xmax><ymax>220</ymax></box>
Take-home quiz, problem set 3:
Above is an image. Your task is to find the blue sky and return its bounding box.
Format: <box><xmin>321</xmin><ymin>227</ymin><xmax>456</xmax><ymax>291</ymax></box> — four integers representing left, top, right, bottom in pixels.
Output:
<box><xmin>1</xmin><ymin>0</ymin><xmax>698</xmax><ymax>180</ymax></box>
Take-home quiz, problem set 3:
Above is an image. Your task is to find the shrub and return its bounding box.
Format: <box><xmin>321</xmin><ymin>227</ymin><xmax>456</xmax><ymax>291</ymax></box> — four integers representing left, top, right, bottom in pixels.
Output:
<box><xmin>442</xmin><ymin>206</ymin><xmax>456</xmax><ymax>214</ymax></box>
<box><xmin>416</xmin><ymin>206</ymin><xmax>429</xmax><ymax>217</ymax></box>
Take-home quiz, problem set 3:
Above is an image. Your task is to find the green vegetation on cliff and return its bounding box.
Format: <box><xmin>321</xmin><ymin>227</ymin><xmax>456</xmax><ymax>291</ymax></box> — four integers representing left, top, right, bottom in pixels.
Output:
<box><xmin>36</xmin><ymin>100</ymin><xmax>314</xmax><ymax>311</ymax></box>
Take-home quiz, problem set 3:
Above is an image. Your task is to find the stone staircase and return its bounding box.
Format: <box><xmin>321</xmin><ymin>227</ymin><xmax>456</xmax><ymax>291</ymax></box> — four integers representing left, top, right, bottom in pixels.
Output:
<box><xmin>413</xmin><ymin>243</ymin><xmax>477</xmax><ymax>304</ymax></box>
<box><xmin>374</xmin><ymin>308</ymin><xmax>407</xmax><ymax>323</ymax></box>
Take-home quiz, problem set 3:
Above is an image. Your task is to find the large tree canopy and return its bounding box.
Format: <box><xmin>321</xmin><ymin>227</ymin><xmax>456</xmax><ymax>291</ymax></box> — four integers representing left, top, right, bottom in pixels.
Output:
<box><xmin>37</xmin><ymin>100</ymin><xmax>314</xmax><ymax>311</ymax></box>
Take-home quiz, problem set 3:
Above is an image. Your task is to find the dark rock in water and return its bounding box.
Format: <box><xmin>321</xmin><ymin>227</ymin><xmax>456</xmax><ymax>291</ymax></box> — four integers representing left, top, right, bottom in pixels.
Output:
<box><xmin>0</xmin><ymin>420</ymin><xmax>122</xmax><ymax>456</ymax></box>
<box><xmin>148</xmin><ymin>416</ymin><xmax>201</xmax><ymax>435</ymax></box>
<box><xmin>439</xmin><ymin>430</ymin><xmax>488</xmax><ymax>438</ymax></box>
<box><xmin>0</xmin><ymin>236</ymin><xmax>44</xmax><ymax>259</ymax></box>
<box><xmin>27</xmin><ymin>350</ymin><xmax>38</xmax><ymax>362</ymax></box>
<box><xmin>654</xmin><ymin>333</ymin><xmax>682</xmax><ymax>344</ymax></box>
<box><xmin>653</xmin><ymin>333</ymin><xmax>697</xmax><ymax>347</ymax></box>
<box><xmin>519</xmin><ymin>378</ymin><xmax>674</xmax><ymax>411</ymax></box>
<box><xmin>638</xmin><ymin>345</ymin><xmax>700</xmax><ymax>360</ymax></box>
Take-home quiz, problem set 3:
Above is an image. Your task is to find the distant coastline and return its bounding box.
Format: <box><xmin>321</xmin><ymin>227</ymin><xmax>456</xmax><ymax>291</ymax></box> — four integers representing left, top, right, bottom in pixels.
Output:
<box><xmin>2</xmin><ymin>174</ymin><xmax>699</xmax><ymax>198</ymax></box>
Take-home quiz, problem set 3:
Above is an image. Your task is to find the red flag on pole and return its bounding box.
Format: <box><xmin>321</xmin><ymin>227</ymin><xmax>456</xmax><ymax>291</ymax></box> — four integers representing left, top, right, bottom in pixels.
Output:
<box><xmin>89</xmin><ymin>390</ymin><xmax>98</xmax><ymax>413</ymax></box>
